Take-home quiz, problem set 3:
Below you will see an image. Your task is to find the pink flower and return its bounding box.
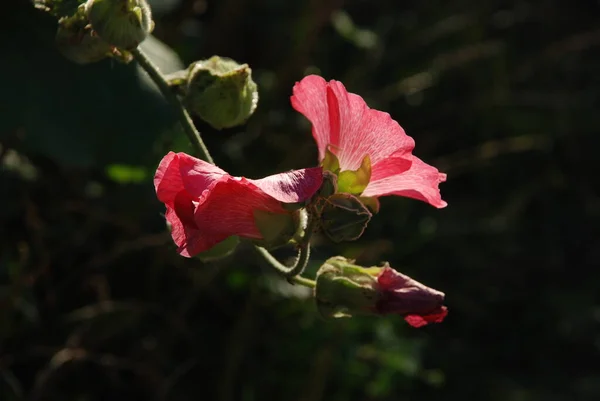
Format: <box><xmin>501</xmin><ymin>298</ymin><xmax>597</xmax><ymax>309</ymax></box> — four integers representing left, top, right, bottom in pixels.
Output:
<box><xmin>375</xmin><ymin>266</ymin><xmax>448</xmax><ymax>328</ymax></box>
<box><xmin>291</xmin><ymin>75</ymin><xmax>447</xmax><ymax>208</ymax></box>
<box><xmin>154</xmin><ymin>152</ymin><xmax>323</xmax><ymax>257</ymax></box>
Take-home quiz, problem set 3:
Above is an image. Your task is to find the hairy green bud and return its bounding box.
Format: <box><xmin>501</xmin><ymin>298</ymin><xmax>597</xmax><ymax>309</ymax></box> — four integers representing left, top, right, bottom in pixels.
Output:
<box><xmin>55</xmin><ymin>4</ymin><xmax>113</xmax><ymax>64</ymax></box>
<box><xmin>181</xmin><ymin>56</ymin><xmax>259</xmax><ymax>130</ymax></box>
<box><xmin>86</xmin><ymin>0</ymin><xmax>154</xmax><ymax>49</ymax></box>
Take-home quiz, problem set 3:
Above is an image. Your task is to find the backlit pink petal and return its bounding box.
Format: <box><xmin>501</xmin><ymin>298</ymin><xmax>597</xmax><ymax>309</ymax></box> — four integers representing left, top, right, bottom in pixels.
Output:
<box><xmin>291</xmin><ymin>75</ymin><xmax>335</xmax><ymax>161</ymax></box>
<box><xmin>154</xmin><ymin>152</ymin><xmax>184</xmax><ymax>205</ymax></box>
<box><xmin>155</xmin><ymin>152</ymin><xmax>228</xmax><ymax>205</ymax></box>
<box><xmin>154</xmin><ymin>152</ymin><xmax>323</xmax><ymax>258</ymax></box>
<box><xmin>369</xmin><ymin>148</ymin><xmax>413</xmax><ymax>182</ymax></box>
<box><xmin>326</xmin><ymin>80</ymin><xmax>415</xmax><ymax>171</ymax></box>
<box><xmin>363</xmin><ymin>156</ymin><xmax>447</xmax><ymax>208</ymax></box>
<box><xmin>193</xmin><ymin>177</ymin><xmax>287</xmax><ymax>240</ymax></box>
<box><xmin>165</xmin><ymin>206</ymin><xmax>208</xmax><ymax>258</ymax></box>
<box><xmin>292</xmin><ymin>76</ymin><xmax>415</xmax><ymax>171</ymax></box>
<box><xmin>176</xmin><ymin>152</ymin><xmax>229</xmax><ymax>198</ymax></box>
<box><xmin>251</xmin><ymin>167</ymin><xmax>323</xmax><ymax>204</ymax></box>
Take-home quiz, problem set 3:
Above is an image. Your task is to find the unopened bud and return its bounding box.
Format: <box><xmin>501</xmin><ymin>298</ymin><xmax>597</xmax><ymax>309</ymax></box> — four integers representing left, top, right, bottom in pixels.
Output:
<box><xmin>55</xmin><ymin>5</ymin><xmax>113</xmax><ymax>64</ymax></box>
<box><xmin>86</xmin><ymin>0</ymin><xmax>154</xmax><ymax>50</ymax></box>
<box><xmin>182</xmin><ymin>56</ymin><xmax>259</xmax><ymax>129</ymax></box>
<box><xmin>319</xmin><ymin>193</ymin><xmax>371</xmax><ymax>242</ymax></box>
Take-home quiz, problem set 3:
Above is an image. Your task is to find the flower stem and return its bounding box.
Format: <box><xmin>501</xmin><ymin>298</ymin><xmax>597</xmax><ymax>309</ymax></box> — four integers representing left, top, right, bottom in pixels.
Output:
<box><xmin>131</xmin><ymin>47</ymin><xmax>213</xmax><ymax>164</ymax></box>
<box><xmin>253</xmin><ymin>216</ymin><xmax>317</xmax><ymax>278</ymax></box>
<box><xmin>133</xmin><ymin>45</ymin><xmax>314</xmax><ymax>278</ymax></box>
<box><xmin>290</xmin><ymin>275</ymin><xmax>316</xmax><ymax>288</ymax></box>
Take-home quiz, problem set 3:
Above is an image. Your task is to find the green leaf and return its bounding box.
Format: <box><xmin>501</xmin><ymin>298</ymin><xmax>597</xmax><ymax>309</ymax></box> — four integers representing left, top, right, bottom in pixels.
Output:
<box><xmin>105</xmin><ymin>164</ymin><xmax>148</xmax><ymax>183</ymax></box>
<box><xmin>358</xmin><ymin>195</ymin><xmax>380</xmax><ymax>214</ymax></box>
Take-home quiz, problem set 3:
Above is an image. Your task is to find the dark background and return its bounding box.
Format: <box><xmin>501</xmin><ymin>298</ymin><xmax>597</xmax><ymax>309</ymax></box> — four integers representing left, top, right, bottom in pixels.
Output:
<box><xmin>2</xmin><ymin>0</ymin><xmax>600</xmax><ymax>400</ymax></box>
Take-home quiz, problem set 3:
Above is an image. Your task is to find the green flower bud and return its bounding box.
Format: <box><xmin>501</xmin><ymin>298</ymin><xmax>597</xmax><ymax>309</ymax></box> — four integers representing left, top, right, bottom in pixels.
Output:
<box><xmin>319</xmin><ymin>193</ymin><xmax>371</xmax><ymax>242</ymax></box>
<box><xmin>85</xmin><ymin>0</ymin><xmax>154</xmax><ymax>50</ymax></box>
<box><xmin>182</xmin><ymin>56</ymin><xmax>259</xmax><ymax>130</ymax></box>
<box><xmin>55</xmin><ymin>5</ymin><xmax>113</xmax><ymax>64</ymax></box>
<box><xmin>315</xmin><ymin>256</ymin><xmax>380</xmax><ymax>318</ymax></box>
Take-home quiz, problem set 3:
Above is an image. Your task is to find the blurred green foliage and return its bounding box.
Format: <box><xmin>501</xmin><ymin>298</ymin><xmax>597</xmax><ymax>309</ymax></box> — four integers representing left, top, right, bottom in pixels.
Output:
<box><xmin>1</xmin><ymin>0</ymin><xmax>600</xmax><ymax>400</ymax></box>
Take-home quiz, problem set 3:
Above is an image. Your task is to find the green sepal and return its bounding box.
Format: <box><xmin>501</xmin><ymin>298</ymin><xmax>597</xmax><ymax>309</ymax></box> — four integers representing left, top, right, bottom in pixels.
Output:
<box><xmin>315</xmin><ymin>256</ymin><xmax>382</xmax><ymax>318</ymax></box>
<box><xmin>358</xmin><ymin>195</ymin><xmax>380</xmax><ymax>214</ymax></box>
<box><xmin>252</xmin><ymin>209</ymin><xmax>299</xmax><ymax>249</ymax></box>
<box><xmin>196</xmin><ymin>236</ymin><xmax>240</xmax><ymax>262</ymax></box>
<box><xmin>320</xmin><ymin>193</ymin><xmax>372</xmax><ymax>243</ymax></box>
<box><xmin>321</xmin><ymin>147</ymin><xmax>341</xmax><ymax>175</ymax></box>
<box><xmin>315</xmin><ymin>171</ymin><xmax>338</xmax><ymax>200</ymax></box>
<box><xmin>337</xmin><ymin>154</ymin><xmax>371</xmax><ymax>195</ymax></box>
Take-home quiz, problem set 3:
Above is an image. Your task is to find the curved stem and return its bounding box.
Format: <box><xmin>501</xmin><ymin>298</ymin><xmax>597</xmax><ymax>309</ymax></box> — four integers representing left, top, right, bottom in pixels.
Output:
<box><xmin>134</xmin><ymin>46</ymin><xmax>314</xmax><ymax>279</ymax></box>
<box><xmin>254</xmin><ymin>242</ymin><xmax>310</xmax><ymax>278</ymax></box>
<box><xmin>131</xmin><ymin>48</ymin><xmax>213</xmax><ymax>164</ymax></box>
<box><xmin>290</xmin><ymin>275</ymin><xmax>316</xmax><ymax>288</ymax></box>
<box><xmin>253</xmin><ymin>215</ymin><xmax>317</xmax><ymax>278</ymax></box>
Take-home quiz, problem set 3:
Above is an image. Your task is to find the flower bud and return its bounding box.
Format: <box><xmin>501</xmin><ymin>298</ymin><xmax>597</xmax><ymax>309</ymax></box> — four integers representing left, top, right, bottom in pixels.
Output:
<box><xmin>182</xmin><ymin>56</ymin><xmax>259</xmax><ymax>129</ymax></box>
<box><xmin>55</xmin><ymin>5</ymin><xmax>113</xmax><ymax>64</ymax></box>
<box><xmin>315</xmin><ymin>256</ymin><xmax>448</xmax><ymax>327</ymax></box>
<box><xmin>86</xmin><ymin>0</ymin><xmax>154</xmax><ymax>50</ymax></box>
<box><xmin>319</xmin><ymin>193</ymin><xmax>371</xmax><ymax>242</ymax></box>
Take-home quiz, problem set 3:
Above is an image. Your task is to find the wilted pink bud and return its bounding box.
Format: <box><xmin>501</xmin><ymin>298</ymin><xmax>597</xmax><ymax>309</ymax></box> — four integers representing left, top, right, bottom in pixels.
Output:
<box><xmin>375</xmin><ymin>265</ymin><xmax>448</xmax><ymax>327</ymax></box>
<box><xmin>314</xmin><ymin>256</ymin><xmax>447</xmax><ymax>327</ymax></box>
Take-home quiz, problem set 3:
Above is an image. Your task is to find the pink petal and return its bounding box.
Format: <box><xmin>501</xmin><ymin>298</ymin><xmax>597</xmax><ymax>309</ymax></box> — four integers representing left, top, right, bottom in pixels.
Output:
<box><xmin>363</xmin><ymin>155</ymin><xmax>447</xmax><ymax>208</ymax></box>
<box><xmin>251</xmin><ymin>167</ymin><xmax>323</xmax><ymax>204</ymax></box>
<box><xmin>154</xmin><ymin>152</ymin><xmax>227</xmax><ymax>205</ymax></box>
<box><xmin>404</xmin><ymin>307</ymin><xmax>448</xmax><ymax>328</ymax></box>
<box><xmin>370</xmin><ymin>148</ymin><xmax>413</xmax><ymax>182</ymax></box>
<box><xmin>193</xmin><ymin>176</ymin><xmax>288</xmax><ymax>241</ymax></box>
<box><xmin>377</xmin><ymin>265</ymin><xmax>412</xmax><ymax>290</ymax></box>
<box><xmin>164</xmin><ymin>183</ymin><xmax>219</xmax><ymax>257</ymax></box>
<box><xmin>165</xmin><ymin>206</ymin><xmax>208</xmax><ymax>258</ymax></box>
<box><xmin>291</xmin><ymin>76</ymin><xmax>415</xmax><ymax>171</ymax></box>
<box><xmin>176</xmin><ymin>152</ymin><xmax>229</xmax><ymax>198</ymax></box>
<box><xmin>326</xmin><ymin>80</ymin><xmax>415</xmax><ymax>171</ymax></box>
<box><xmin>154</xmin><ymin>152</ymin><xmax>184</xmax><ymax>205</ymax></box>
<box><xmin>155</xmin><ymin>152</ymin><xmax>323</xmax><ymax>258</ymax></box>
<box><xmin>291</xmin><ymin>75</ymin><xmax>336</xmax><ymax>161</ymax></box>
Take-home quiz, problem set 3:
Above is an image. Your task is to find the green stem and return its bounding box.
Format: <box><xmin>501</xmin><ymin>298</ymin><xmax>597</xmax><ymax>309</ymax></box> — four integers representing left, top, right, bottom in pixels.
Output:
<box><xmin>133</xmin><ymin>46</ymin><xmax>315</xmax><ymax>279</ymax></box>
<box><xmin>253</xmin><ymin>215</ymin><xmax>317</xmax><ymax>278</ymax></box>
<box><xmin>131</xmin><ymin>48</ymin><xmax>213</xmax><ymax>164</ymax></box>
<box><xmin>290</xmin><ymin>275</ymin><xmax>316</xmax><ymax>288</ymax></box>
